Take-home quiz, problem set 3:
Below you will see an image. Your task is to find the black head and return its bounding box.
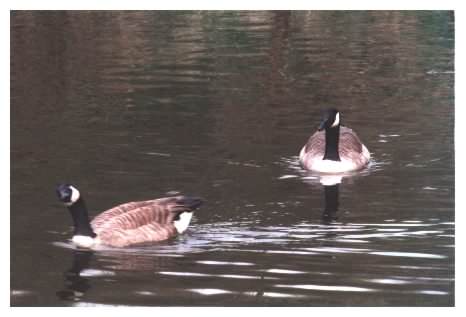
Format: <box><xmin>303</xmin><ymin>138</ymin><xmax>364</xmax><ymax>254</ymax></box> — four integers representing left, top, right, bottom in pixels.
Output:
<box><xmin>56</xmin><ymin>184</ymin><xmax>81</xmax><ymax>206</ymax></box>
<box><xmin>318</xmin><ymin>108</ymin><xmax>340</xmax><ymax>131</ymax></box>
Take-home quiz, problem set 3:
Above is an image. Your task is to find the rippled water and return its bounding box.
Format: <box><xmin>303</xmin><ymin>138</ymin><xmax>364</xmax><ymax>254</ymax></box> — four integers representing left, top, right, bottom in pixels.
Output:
<box><xmin>11</xmin><ymin>11</ymin><xmax>454</xmax><ymax>306</ymax></box>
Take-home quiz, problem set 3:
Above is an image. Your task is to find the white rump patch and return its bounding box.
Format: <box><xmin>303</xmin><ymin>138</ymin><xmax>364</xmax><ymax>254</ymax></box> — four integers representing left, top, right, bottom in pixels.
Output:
<box><xmin>309</xmin><ymin>158</ymin><xmax>358</xmax><ymax>173</ymax></box>
<box><xmin>65</xmin><ymin>185</ymin><xmax>81</xmax><ymax>206</ymax></box>
<box><xmin>319</xmin><ymin>175</ymin><xmax>343</xmax><ymax>186</ymax></box>
<box><xmin>72</xmin><ymin>235</ymin><xmax>96</xmax><ymax>248</ymax></box>
<box><xmin>361</xmin><ymin>144</ymin><xmax>371</xmax><ymax>160</ymax></box>
<box><xmin>299</xmin><ymin>146</ymin><xmax>307</xmax><ymax>162</ymax></box>
<box><xmin>174</xmin><ymin>212</ymin><xmax>193</xmax><ymax>234</ymax></box>
<box><xmin>300</xmin><ymin>143</ymin><xmax>371</xmax><ymax>173</ymax></box>
<box><xmin>331</xmin><ymin>112</ymin><xmax>340</xmax><ymax>127</ymax></box>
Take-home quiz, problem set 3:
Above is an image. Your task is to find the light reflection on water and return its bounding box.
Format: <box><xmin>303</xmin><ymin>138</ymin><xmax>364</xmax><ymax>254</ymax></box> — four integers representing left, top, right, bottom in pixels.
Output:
<box><xmin>52</xmin><ymin>215</ymin><xmax>452</xmax><ymax>269</ymax></box>
<box><xmin>11</xmin><ymin>11</ymin><xmax>454</xmax><ymax>306</ymax></box>
<box><xmin>50</xmin><ymin>202</ymin><xmax>454</xmax><ymax>305</ymax></box>
<box><xmin>278</xmin><ymin>155</ymin><xmax>388</xmax><ymax>185</ymax></box>
<box><xmin>50</xmin><ymin>176</ymin><xmax>453</xmax><ymax>304</ymax></box>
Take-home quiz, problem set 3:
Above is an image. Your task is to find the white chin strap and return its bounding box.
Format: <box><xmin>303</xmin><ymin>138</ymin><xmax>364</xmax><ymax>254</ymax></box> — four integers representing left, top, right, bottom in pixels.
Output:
<box><xmin>64</xmin><ymin>186</ymin><xmax>81</xmax><ymax>206</ymax></box>
<box><xmin>331</xmin><ymin>112</ymin><xmax>340</xmax><ymax>127</ymax></box>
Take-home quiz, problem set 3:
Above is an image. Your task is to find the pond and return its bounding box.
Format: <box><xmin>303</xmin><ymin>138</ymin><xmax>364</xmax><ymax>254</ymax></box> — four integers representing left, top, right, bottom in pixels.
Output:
<box><xmin>11</xmin><ymin>11</ymin><xmax>454</xmax><ymax>306</ymax></box>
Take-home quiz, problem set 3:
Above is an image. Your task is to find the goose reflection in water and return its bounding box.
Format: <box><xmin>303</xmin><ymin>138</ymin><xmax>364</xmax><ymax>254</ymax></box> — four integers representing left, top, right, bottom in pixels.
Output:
<box><xmin>319</xmin><ymin>176</ymin><xmax>342</xmax><ymax>225</ymax></box>
<box><xmin>322</xmin><ymin>184</ymin><xmax>339</xmax><ymax>224</ymax></box>
<box><xmin>56</xmin><ymin>245</ymin><xmax>181</xmax><ymax>302</ymax></box>
<box><xmin>56</xmin><ymin>250</ymin><xmax>94</xmax><ymax>301</ymax></box>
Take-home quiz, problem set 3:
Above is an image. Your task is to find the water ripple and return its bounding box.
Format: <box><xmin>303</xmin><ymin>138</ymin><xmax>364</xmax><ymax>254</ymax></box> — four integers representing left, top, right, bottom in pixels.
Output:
<box><xmin>277</xmin><ymin>155</ymin><xmax>385</xmax><ymax>185</ymax></box>
<box><xmin>53</xmin><ymin>218</ymin><xmax>453</xmax><ymax>259</ymax></box>
<box><xmin>275</xmin><ymin>284</ymin><xmax>376</xmax><ymax>292</ymax></box>
<box><xmin>196</xmin><ymin>260</ymin><xmax>254</xmax><ymax>266</ymax></box>
<box><xmin>369</xmin><ymin>251</ymin><xmax>446</xmax><ymax>259</ymax></box>
<box><xmin>366</xmin><ymin>279</ymin><xmax>411</xmax><ymax>285</ymax></box>
<box><xmin>262</xmin><ymin>292</ymin><xmax>307</xmax><ymax>298</ymax></box>
<box><xmin>188</xmin><ymin>289</ymin><xmax>232</xmax><ymax>295</ymax></box>
<box><xmin>266</xmin><ymin>269</ymin><xmax>306</xmax><ymax>274</ymax></box>
<box><xmin>79</xmin><ymin>269</ymin><xmax>115</xmax><ymax>277</ymax></box>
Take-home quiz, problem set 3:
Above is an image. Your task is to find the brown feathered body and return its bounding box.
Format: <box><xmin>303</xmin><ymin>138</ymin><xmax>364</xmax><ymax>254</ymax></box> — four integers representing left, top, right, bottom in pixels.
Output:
<box><xmin>299</xmin><ymin>126</ymin><xmax>370</xmax><ymax>173</ymax></box>
<box><xmin>89</xmin><ymin>196</ymin><xmax>201</xmax><ymax>248</ymax></box>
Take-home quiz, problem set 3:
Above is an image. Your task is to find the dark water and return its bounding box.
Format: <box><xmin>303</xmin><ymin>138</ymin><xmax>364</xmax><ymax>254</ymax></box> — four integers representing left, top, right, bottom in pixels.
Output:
<box><xmin>11</xmin><ymin>11</ymin><xmax>454</xmax><ymax>306</ymax></box>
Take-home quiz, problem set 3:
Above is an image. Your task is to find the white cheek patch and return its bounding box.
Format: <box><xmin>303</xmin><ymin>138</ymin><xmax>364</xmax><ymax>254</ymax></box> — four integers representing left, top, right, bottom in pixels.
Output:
<box><xmin>65</xmin><ymin>186</ymin><xmax>81</xmax><ymax>206</ymax></box>
<box><xmin>331</xmin><ymin>112</ymin><xmax>340</xmax><ymax>127</ymax></box>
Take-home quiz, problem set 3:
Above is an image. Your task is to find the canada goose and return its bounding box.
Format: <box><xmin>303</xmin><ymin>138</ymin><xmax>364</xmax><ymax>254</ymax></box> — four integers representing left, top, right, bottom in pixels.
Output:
<box><xmin>56</xmin><ymin>184</ymin><xmax>203</xmax><ymax>248</ymax></box>
<box><xmin>299</xmin><ymin>108</ymin><xmax>370</xmax><ymax>173</ymax></box>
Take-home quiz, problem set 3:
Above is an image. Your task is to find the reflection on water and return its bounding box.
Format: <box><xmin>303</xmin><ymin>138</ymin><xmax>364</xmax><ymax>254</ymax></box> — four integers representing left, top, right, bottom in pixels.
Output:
<box><xmin>11</xmin><ymin>11</ymin><xmax>453</xmax><ymax>306</ymax></box>
<box><xmin>52</xmin><ymin>206</ymin><xmax>453</xmax><ymax>305</ymax></box>
<box><xmin>56</xmin><ymin>251</ymin><xmax>94</xmax><ymax>301</ymax></box>
<box><xmin>322</xmin><ymin>183</ymin><xmax>339</xmax><ymax>224</ymax></box>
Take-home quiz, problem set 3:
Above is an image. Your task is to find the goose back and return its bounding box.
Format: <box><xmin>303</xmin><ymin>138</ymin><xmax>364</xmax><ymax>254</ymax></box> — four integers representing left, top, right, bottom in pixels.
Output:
<box><xmin>300</xmin><ymin>126</ymin><xmax>370</xmax><ymax>172</ymax></box>
<box><xmin>91</xmin><ymin>200</ymin><xmax>158</xmax><ymax>229</ymax></box>
<box><xmin>90</xmin><ymin>196</ymin><xmax>200</xmax><ymax>247</ymax></box>
<box><xmin>97</xmin><ymin>222</ymin><xmax>178</xmax><ymax>247</ymax></box>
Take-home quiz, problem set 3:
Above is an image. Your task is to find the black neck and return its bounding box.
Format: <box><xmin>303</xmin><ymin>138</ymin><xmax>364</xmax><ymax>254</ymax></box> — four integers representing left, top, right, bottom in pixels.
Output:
<box><xmin>323</xmin><ymin>125</ymin><xmax>341</xmax><ymax>161</ymax></box>
<box><xmin>67</xmin><ymin>198</ymin><xmax>96</xmax><ymax>237</ymax></box>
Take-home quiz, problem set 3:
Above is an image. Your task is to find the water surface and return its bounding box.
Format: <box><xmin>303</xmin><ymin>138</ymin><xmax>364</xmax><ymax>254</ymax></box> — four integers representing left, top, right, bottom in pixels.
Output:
<box><xmin>11</xmin><ymin>11</ymin><xmax>454</xmax><ymax>306</ymax></box>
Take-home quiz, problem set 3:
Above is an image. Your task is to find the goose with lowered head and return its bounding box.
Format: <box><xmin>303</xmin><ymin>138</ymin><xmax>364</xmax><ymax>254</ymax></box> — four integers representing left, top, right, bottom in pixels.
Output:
<box><xmin>56</xmin><ymin>184</ymin><xmax>203</xmax><ymax>248</ymax></box>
